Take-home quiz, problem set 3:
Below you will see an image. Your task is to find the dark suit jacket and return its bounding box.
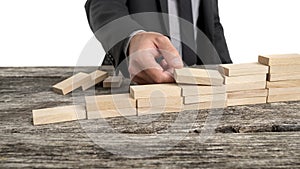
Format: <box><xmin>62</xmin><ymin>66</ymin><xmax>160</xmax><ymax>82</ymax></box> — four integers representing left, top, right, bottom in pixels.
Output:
<box><xmin>85</xmin><ymin>0</ymin><xmax>232</xmax><ymax>76</ymax></box>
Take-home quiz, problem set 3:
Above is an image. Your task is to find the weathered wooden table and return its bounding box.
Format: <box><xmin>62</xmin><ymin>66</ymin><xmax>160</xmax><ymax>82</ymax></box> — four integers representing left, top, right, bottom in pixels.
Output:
<box><xmin>0</xmin><ymin>67</ymin><xmax>299</xmax><ymax>168</ymax></box>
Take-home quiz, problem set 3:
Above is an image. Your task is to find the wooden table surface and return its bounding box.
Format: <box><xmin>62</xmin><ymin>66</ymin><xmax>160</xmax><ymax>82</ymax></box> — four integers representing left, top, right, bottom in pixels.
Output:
<box><xmin>0</xmin><ymin>67</ymin><xmax>299</xmax><ymax>168</ymax></box>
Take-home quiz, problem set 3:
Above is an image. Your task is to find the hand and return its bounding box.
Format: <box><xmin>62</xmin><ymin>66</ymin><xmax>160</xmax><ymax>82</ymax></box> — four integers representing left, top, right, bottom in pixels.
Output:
<box><xmin>128</xmin><ymin>32</ymin><xmax>183</xmax><ymax>84</ymax></box>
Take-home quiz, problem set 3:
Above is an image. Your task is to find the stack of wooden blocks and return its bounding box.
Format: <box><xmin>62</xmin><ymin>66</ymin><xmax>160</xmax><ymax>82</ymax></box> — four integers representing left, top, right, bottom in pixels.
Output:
<box><xmin>259</xmin><ymin>54</ymin><xmax>300</xmax><ymax>103</ymax></box>
<box><xmin>218</xmin><ymin>63</ymin><xmax>269</xmax><ymax>106</ymax></box>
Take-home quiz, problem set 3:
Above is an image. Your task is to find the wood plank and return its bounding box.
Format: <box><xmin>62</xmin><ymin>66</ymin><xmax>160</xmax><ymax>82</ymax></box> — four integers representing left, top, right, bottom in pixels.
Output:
<box><xmin>226</xmin><ymin>81</ymin><xmax>266</xmax><ymax>92</ymax></box>
<box><xmin>130</xmin><ymin>84</ymin><xmax>181</xmax><ymax>99</ymax></box>
<box><xmin>224</xmin><ymin>74</ymin><xmax>266</xmax><ymax>84</ymax></box>
<box><xmin>183</xmin><ymin>100</ymin><xmax>227</xmax><ymax>111</ymax></box>
<box><xmin>174</xmin><ymin>68</ymin><xmax>224</xmax><ymax>86</ymax></box>
<box><xmin>103</xmin><ymin>76</ymin><xmax>123</xmax><ymax>88</ymax></box>
<box><xmin>269</xmin><ymin>65</ymin><xmax>300</xmax><ymax>74</ymax></box>
<box><xmin>137</xmin><ymin>107</ymin><xmax>182</xmax><ymax>116</ymax></box>
<box><xmin>268</xmin><ymin>87</ymin><xmax>300</xmax><ymax>96</ymax></box>
<box><xmin>82</xmin><ymin>70</ymin><xmax>108</xmax><ymax>90</ymax></box>
<box><xmin>32</xmin><ymin>105</ymin><xmax>86</xmax><ymax>125</ymax></box>
<box><xmin>227</xmin><ymin>89</ymin><xmax>268</xmax><ymax>99</ymax></box>
<box><xmin>268</xmin><ymin>94</ymin><xmax>300</xmax><ymax>103</ymax></box>
<box><xmin>52</xmin><ymin>72</ymin><xmax>90</xmax><ymax>95</ymax></box>
<box><xmin>87</xmin><ymin>108</ymin><xmax>137</xmax><ymax>119</ymax></box>
<box><xmin>184</xmin><ymin>93</ymin><xmax>227</xmax><ymax>105</ymax></box>
<box><xmin>268</xmin><ymin>73</ymin><xmax>300</xmax><ymax>82</ymax></box>
<box><xmin>180</xmin><ymin>85</ymin><xmax>226</xmax><ymax>96</ymax></box>
<box><xmin>267</xmin><ymin>80</ymin><xmax>300</xmax><ymax>88</ymax></box>
<box><xmin>227</xmin><ymin>97</ymin><xmax>267</xmax><ymax>107</ymax></box>
<box><xmin>137</xmin><ymin>97</ymin><xmax>183</xmax><ymax>108</ymax></box>
<box><xmin>258</xmin><ymin>53</ymin><xmax>300</xmax><ymax>66</ymax></box>
<box><xmin>219</xmin><ymin>63</ymin><xmax>268</xmax><ymax>76</ymax></box>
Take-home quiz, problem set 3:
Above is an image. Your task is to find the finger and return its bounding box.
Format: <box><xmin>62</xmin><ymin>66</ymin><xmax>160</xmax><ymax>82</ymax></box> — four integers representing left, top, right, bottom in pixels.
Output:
<box><xmin>144</xmin><ymin>68</ymin><xmax>175</xmax><ymax>84</ymax></box>
<box><xmin>131</xmin><ymin>71</ymin><xmax>154</xmax><ymax>84</ymax></box>
<box><xmin>159</xmin><ymin>59</ymin><xmax>169</xmax><ymax>70</ymax></box>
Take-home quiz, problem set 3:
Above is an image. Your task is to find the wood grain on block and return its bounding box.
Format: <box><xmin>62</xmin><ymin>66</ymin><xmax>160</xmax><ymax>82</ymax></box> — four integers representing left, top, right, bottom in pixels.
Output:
<box><xmin>226</xmin><ymin>81</ymin><xmax>266</xmax><ymax>92</ymax></box>
<box><xmin>53</xmin><ymin>72</ymin><xmax>89</xmax><ymax>95</ymax></box>
<box><xmin>137</xmin><ymin>97</ymin><xmax>183</xmax><ymax>108</ymax></box>
<box><xmin>103</xmin><ymin>76</ymin><xmax>123</xmax><ymax>88</ymax></box>
<box><xmin>183</xmin><ymin>100</ymin><xmax>227</xmax><ymax>111</ymax></box>
<box><xmin>32</xmin><ymin>105</ymin><xmax>86</xmax><ymax>125</ymax></box>
<box><xmin>268</xmin><ymin>87</ymin><xmax>300</xmax><ymax>96</ymax></box>
<box><xmin>85</xmin><ymin>94</ymin><xmax>136</xmax><ymax>111</ymax></box>
<box><xmin>227</xmin><ymin>89</ymin><xmax>268</xmax><ymax>99</ymax></box>
<box><xmin>267</xmin><ymin>80</ymin><xmax>300</xmax><ymax>88</ymax></box>
<box><xmin>268</xmin><ymin>73</ymin><xmax>300</xmax><ymax>82</ymax></box>
<box><xmin>138</xmin><ymin>107</ymin><xmax>182</xmax><ymax>116</ymax></box>
<box><xmin>258</xmin><ymin>53</ymin><xmax>300</xmax><ymax>66</ymax></box>
<box><xmin>227</xmin><ymin>97</ymin><xmax>267</xmax><ymax>107</ymax></box>
<box><xmin>269</xmin><ymin>65</ymin><xmax>300</xmax><ymax>74</ymax></box>
<box><xmin>184</xmin><ymin>93</ymin><xmax>227</xmax><ymax>105</ymax></box>
<box><xmin>219</xmin><ymin>63</ymin><xmax>268</xmax><ymax>76</ymax></box>
<box><xmin>82</xmin><ymin>70</ymin><xmax>108</xmax><ymax>90</ymax></box>
<box><xmin>267</xmin><ymin>94</ymin><xmax>300</xmax><ymax>103</ymax></box>
<box><xmin>180</xmin><ymin>85</ymin><xmax>226</xmax><ymax>96</ymax></box>
<box><xmin>174</xmin><ymin>68</ymin><xmax>224</xmax><ymax>85</ymax></box>
<box><xmin>224</xmin><ymin>74</ymin><xmax>266</xmax><ymax>85</ymax></box>
<box><xmin>87</xmin><ymin>108</ymin><xmax>137</xmax><ymax>119</ymax></box>
<box><xmin>130</xmin><ymin>84</ymin><xmax>181</xmax><ymax>99</ymax></box>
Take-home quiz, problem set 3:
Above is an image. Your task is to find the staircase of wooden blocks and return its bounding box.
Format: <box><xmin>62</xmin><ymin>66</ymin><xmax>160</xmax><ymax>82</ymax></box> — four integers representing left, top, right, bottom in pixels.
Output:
<box><xmin>259</xmin><ymin>54</ymin><xmax>300</xmax><ymax>102</ymax></box>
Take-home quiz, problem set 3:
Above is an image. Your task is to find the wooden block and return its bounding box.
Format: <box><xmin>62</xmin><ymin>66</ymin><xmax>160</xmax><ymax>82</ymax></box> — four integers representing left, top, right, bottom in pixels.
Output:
<box><xmin>85</xmin><ymin>94</ymin><xmax>136</xmax><ymax>111</ymax></box>
<box><xmin>183</xmin><ymin>100</ymin><xmax>227</xmax><ymax>111</ymax></box>
<box><xmin>227</xmin><ymin>89</ymin><xmax>268</xmax><ymax>99</ymax></box>
<box><xmin>32</xmin><ymin>105</ymin><xmax>86</xmax><ymax>125</ymax></box>
<box><xmin>100</xmin><ymin>65</ymin><xmax>115</xmax><ymax>76</ymax></box>
<box><xmin>130</xmin><ymin>84</ymin><xmax>181</xmax><ymax>99</ymax></box>
<box><xmin>219</xmin><ymin>63</ymin><xmax>268</xmax><ymax>76</ymax></box>
<box><xmin>268</xmin><ymin>73</ymin><xmax>300</xmax><ymax>82</ymax></box>
<box><xmin>88</xmin><ymin>108</ymin><xmax>137</xmax><ymax>119</ymax></box>
<box><xmin>227</xmin><ymin>97</ymin><xmax>267</xmax><ymax>107</ymax></box>
<box><xmin>184</xmin><ymin>93</ymin><xmax>227</xmax><ymax>105</ymax></box>
<box><xmin>180</xmin><ymin>85</ymin><xmax>226</xmax><ymax>96</ymax></box>
<box><xmin>268</xmin><ymin>87</ymin><xmax>300</xmax><ymax>96</ymax></box>
<box><xmin>137</xmin><ymin>97</ymin><xmax>183</xmax><ymax>108</ymax></box>
<box><xmin>174</xmin><ymin>68</ymin><xmax>224</xmax><ymax>86</ymax></box>
<box><xmin>258</xmin><ymin>53</ymin><xmax>300</xmax><ymax>66</ymax></box>
<box><xmin>138</xmin><ymin>107</ymin><xmax>182</xmax><ymax>116</ymax></box>
<box><xmin>82</xmin><ymin>70</ymin><xmax>108</xmax><ymax>90</ymax></box>
<box><xmin>267</xmin><ymin>80</ymin><xmax>300</xmax><ymax>88</ymax></box>
<box><xmin>226</xmin><ymin>81</ymin><xmax>266</xmax><ymax>92</ymax></box>
<box><xmin>53</xmin><ymin>72</ymin><xmax>90</xmax><ymax>95</ymax></box>
<box><xmin>103</xmin><ymin>76</ymin><xmax>123</xmax><ymax>88</ymax></box>
<box><xmin>268</xmin><ymin>94</ymin><xmax>300</xmax><ymax>103</ymax></box>
<box><xmin>269</xmin><ymin>65</ymin><xmax>300</xmax><ymax>74</ymax></box>
<box><xmin>224</xmin><ymin>74</ymin><xmax>266</xmax><ymax>84</ymax></box>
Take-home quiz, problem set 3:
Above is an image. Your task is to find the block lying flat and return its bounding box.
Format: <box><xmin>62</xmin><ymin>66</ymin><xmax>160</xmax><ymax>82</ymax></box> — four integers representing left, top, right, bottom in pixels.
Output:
<box><xmin>268</xmin><ymin>87</ymin><xmax>300</xmax><ymax>96</ymax></box>
<box><xmin>219</xmin><ymin>63</ymin><xmax>268</xmax><ymax>76</ymax></box>
<box><xmin>103</xmin><ymin>76</ymin><xmax>123</xmax><ymax>88</ymax></box>
<box><xmin>226</xmin><ymin>81</ymin><xmax>266</xmax><ymax>92</ymax></box>
<box><xmin>268</xmin><ymin>94</ymin><xmax>300</xmax><ymax>103</ymax></box>
<box><xmin>184</xmin><ymin>93</ymin><xmax>227</xmax><ymax>105</ymax></box>
<box><xmin>53</xmin><ymin>72</ymin><xmax>90</xmax><ymax>95</ymax></box>
<box><xmin>82</xmin><ymin>70</ymin><xmax>108</xmax><ymax>90</ymax></box>
<box><xmin>227</xmin><ymin>89</ymin><xmax>268</xmax><ymax>99</ymax></box>
<box><xmin>32</xmin><ymin>105</ymin><xmax>86</xmax><ymax>125</ymax></box>
<box><xmin>267</xmin><ymin>80</ymin><xmax>300</xmax><ymax>88</ymax></box>
<box><xmin>268</xmin><ymin>73</ymin><xmax>300</xmax><ymax>82</ymax></box>
<box><xmin>130</xmin><ymin>84</ymin><xmax>181</xmax><ymax>99</ymax></box>
<box><xmin>137</xmin><ymin>97</ymin><xmax>183</xmax><ymax>108</ymax></box>
<box><xmin>269</xmin><ymin>65</ymin><xmax>300</xmax><ymax>74</ymax></box>
<box><xmin>88</xmin><ymin>108</ymin><xmax>137</xmax><ymax>119</ymax></box>
<box><xmin>258</xmin><ymin>53</ymin><xmax>300</xmax><ymax>66</ymax></box>
<box><xmin>224</xmin><ymin>74</ymin><xmax>266</xmax><ymax>84</ymax></box>
<box><xmin>180</xmin><ymin>85</ymin><xmax>226</xmax><ymax>96</ymax></box>
<box><xmin>183</xmin><ymin>100</ymin><xmax>227</xmax><ymax>111</ymax></box>
<box><xmin>174</xmin><ymin>68</ymin><xmax>224</xmax><ymax>85</ymax></box>
<box><xmin>227</xmin><ymin>97</ymin><xmax>267</xmax><ymax>107</ymax></box>
<box><xmin>138</xmin><ymin>107</ymin><xmax>182</xmax><ymax>116</ymax></box>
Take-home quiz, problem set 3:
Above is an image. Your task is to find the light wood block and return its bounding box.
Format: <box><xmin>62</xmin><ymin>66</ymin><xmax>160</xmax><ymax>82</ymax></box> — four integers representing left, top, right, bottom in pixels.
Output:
<box><xmin>227</xmin><ymin>97</ymin><xmax>267</xmax><ymax>107</ymax></box>
<box><xmin>183</xmin><ymin>100</ymin><xmax>227</xmax><ymax>111</ymax></box>
<box><xmin>85</xmin><ymin>94</ymin><xmax>136</xmax><ymax>111</ymax></box>
<box><xmin>268</xmin><ymin>87</ymin><xmax>300</xmax><ymax>96</ymax></box>
<box><xmin>227</xmin><ymin>89</ymin><xmax>268</xmax><ymax>99</ymax></box>
<box><xmin>219</xmin><ymin>63</ymin><xmax>268</xmax><ymax>76</ymax></box>
<box><xmin>174</xmin><ymin>68</ymin><xmax>224</xmax><ymax>86</ymax></box>
<box><xmin>180</xmin><ymin>85</ymin><xmax>226</xmax><ymax>96</ymax></box>
<box><xmin>82</xmin><ymin>70</ymin><xmax>108</xmax><ymax>90</ymax></box>
<box><xmin>224</xmin><ymin>74</ymin><xmax>266</xmax><ymax>84</ymax></box>
<box><xmin>269</xmin><ymin>65</ymin><xmax>300</xmax><ymax>74</ymax></box>
<box><xmin>268</xmin><ymin>94</ymin><xmax>300</xmax><ymax>103</ymax></box>
<box><xmin>88</xmin><ymin>108</ymin><xmax>137</xmax><ymax>119</ymax></box>
<box><xmin>267</xmin><ymin>80</ymin><xmax>300</xmax><ymax>88</ymax></box>
<box><xmin>226</xmin><ymin>81</ymin><xmax>266</xmax><ymax>92</ymax></box>
<box><xmin>138</xmin><ymin>107</ymin><xmax>182</xmax><ymax>116</ymax></box>
<box><xmin>32</xmin><ymin>105</ymin><xmax>86</xmax><ymax>125</ymax></box>
<box><xmin>53</xmin><ymin>72</ymin><xmax>90</xmax><ymax>95</ymax></box>
<box><xmin>268</xmin><ymin>73</ymin><xmax>300</xmax><ymax>82</ymax></box>
<box><xmin>103</xmin><ymin>76</ymin><xmax>123</xmax><ymax>88</ymax></box>
<box><xmin>258</xmin><ymin>53</ymin><xmax>300</xmax><ymax>66</ymax></box>
<box><xmin>130</xmin><ymin>84</ymin><xmax>181</xmax><ymax>99</ymax></box>
<box><xmin>184</xmin><ymin>93</ymin><xmax>227</xmax><ymax>105</ymax></box>
<box><xmin>137</xmin><ymin>97</ymin><xmax>183</xmax><ymax>108</ymax></box>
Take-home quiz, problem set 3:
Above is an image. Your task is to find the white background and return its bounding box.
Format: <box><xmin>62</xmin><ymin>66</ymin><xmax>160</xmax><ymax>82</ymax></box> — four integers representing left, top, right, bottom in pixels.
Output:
<box><xmin>0</xmin><ymin>0</ymin><xmax>299</xmax><ymax>66</ymax></box>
